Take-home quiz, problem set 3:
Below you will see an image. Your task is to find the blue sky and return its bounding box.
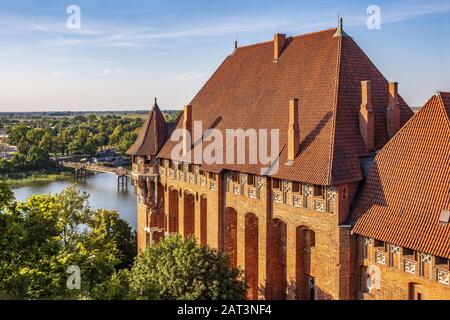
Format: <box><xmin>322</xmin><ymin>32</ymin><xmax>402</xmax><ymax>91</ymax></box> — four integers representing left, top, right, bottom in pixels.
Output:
<box><xmin>0</xmin><ymin>0</ymin><xmax>449</xmax><ymax>111</ymax></box>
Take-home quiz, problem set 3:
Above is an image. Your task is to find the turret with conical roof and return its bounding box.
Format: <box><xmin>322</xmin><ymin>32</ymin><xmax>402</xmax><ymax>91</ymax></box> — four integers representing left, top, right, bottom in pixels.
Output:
<box><xmin>127</xmin><ymin>99</ymin><xmax>167</xmax><ymax>252</ymax></box>
<box><xmin>126</xmin><ymin>98</ymin><xmax>167</xmax><ymax>156</ymax></box>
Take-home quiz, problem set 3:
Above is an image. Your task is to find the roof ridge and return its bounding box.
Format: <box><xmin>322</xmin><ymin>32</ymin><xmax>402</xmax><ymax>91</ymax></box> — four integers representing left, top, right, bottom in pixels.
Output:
<box><xmin>436</xmin><ymin>91</ymin><xmax>450</xmax><ymax>123</ymax></box>
<box><xmin>326</xmin><ymin>32</ymin><xmax>343</xmax><ymax>186</ymax></box>
<box><xmin>235</xmin><ymin>27</ymin><xmax>337</xmax><ymax>50</ymax></box>
<box><xmin>377</xmin><ymin>94</ymin><xmax>445</xmax><ymax>157</ymax></box>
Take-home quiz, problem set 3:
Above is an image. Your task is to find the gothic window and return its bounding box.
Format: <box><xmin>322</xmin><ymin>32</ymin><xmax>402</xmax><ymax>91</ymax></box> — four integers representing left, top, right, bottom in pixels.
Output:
<box><xmin>247</xmin><ymin>174</ymin><xmax>255</xmax><ymax>187</ymax></box>
<box><xmin>292</xmin><ymin>181</ymin><xmax>300</xmax><ymax>193</ymax></box>
<box><xmin>374</xmin><ymin>240</ymin><xmax>385</xmax><ymax>250</ymax></box>
<box><xmin>272</xmin><ymin>178</ymin><xmax>281</xmax><ymax>190</ymax></box>
<box><xmin>313</xmin><ymin>185</ymin><xmax>323</xmax><ymax>197</ymax></box>
<box><xmin>403</xmin><ymin>248</ymin><xmax>415</xmax><ymax>259</ymax></box>
<box><xmin>232</xmin><ymin>171</ymin><xmax>239</xmax><ymax>182</ymax></box>
<box><xmin>435</xmin><ymin>257</ymin><xmax>449</xmax><ymax>267</ymax></box>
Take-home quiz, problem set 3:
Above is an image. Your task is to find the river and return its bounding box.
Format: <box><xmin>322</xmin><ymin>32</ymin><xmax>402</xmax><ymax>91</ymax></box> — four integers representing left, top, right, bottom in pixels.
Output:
<box><xmin>12</xmin><ymin>173</ymin><xmax>137</xmax><ymax>229</ymax></box>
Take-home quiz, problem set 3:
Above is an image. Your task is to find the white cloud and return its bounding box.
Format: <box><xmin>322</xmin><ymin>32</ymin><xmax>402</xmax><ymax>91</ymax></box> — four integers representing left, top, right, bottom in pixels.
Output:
<box><xmin>98</xmin><ymin>69</ymin><xmax>111</xmax><ymax>77</ymax></box>
<box><xmin>98</xmin><ymin>69</ymin><xmax>124</xmax><ymax>77</ymax></box>
<box><xmin>1</xmin><ymin>1</ymin><xmax>449</xmax><ymax>49</ymax></box>
<box><xmin>169</xmin><ymin>72</ymin><xmax>209</xmax><ymax>82</ymax></box>
<box><xmin>51</xmin><ymin>70</ymin><xmax>63</xmax><ymax>78</ymax></box>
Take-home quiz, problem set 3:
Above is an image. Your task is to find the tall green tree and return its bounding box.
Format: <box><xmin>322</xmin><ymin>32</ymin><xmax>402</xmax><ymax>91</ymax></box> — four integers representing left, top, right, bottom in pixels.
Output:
<box><xmin>128</xmin><ymin>235</ymin><xmax>247</xmax><ymax>300</ymax></box>
<box><xmin>26</xmin><ymin>145</ymin><xmax>50</xmax><ymax>168</ymax></box>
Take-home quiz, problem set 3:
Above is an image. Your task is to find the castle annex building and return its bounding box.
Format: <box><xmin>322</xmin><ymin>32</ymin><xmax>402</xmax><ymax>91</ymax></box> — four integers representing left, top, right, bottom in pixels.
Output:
<box><xmin>127</xmin><ymin>21</ymin><xmax>450</xmax><ymax>300</ymax></box>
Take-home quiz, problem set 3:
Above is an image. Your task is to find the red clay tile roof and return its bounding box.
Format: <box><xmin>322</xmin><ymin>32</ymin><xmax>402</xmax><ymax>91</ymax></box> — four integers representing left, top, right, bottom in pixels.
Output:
<box><xmin>352</xmin><ymin>92</ymin><xmax>450</xmax><ymax>258</ymax></box>
<box><xmin>158</xmin><ymin>27</ymin><xmax>413</xmax><ymax>186</ymax></box>
<box><xmin>126</xmin><ymin>100</ymin><xmax>167</xmax><ymax>156</ymax></box>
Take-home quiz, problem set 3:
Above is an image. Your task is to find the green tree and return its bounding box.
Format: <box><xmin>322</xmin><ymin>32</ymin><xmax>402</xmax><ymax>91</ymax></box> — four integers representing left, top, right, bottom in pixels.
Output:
<box><xmin>88</xmin><ymin>209</ymin><xmax>137</xmax><ymax>269</ymax></box>
<box><xmin>0</xmin><ymin>181</ymin><xmax>13</xmax><ymax>209</ymax></box>
<box><xmin>7</xmin><ymin>124</ymin><xmax>29</xmax><ymax>146</ymax></box>
<box><xmin>26</xmin><ymin>145</ymin><xmax>50</xmax><ymax>169</ymax></box>
<box><xmin>109</xmin><ymin>125</ymin><xmax>124</xmax><ymax>146</ymax></box>
<box><xmin>0</xmin><ymin>186</ymin><xmax>136</xmax><ymax>299</ymax></box>
<box><xmin>128</xmin><ymin>235</ymin><xmax>247</xmax><ymax>300</ymax></box>
<box><xmin>26</xmin><ymin>128</ymin><xmax>46</xmax><ymax>145</ymax></box>
<box><xmin>39</xmin><ymin>132</ymin><xmax>57</xmax><ymax>154</ymax></box>
<box><xmin>11</xmin><ymin>153</ymin><xmax>28</xmax><ymax>171</ymax></box>
<box><xmin>117</xmin><ymin>131</ymin><xmax>138</xmax><ymax>155</ymax></box>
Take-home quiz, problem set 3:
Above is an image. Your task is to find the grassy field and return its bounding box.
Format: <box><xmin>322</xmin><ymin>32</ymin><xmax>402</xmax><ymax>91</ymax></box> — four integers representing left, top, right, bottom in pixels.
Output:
<box><xmin>2</xmin><ymin>171</ymin><xmax>73</xmax><ymax>188</ymax></box>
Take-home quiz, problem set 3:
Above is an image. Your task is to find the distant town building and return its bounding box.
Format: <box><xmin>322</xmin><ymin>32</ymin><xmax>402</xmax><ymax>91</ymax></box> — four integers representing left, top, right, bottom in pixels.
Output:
<box><xmin>0</xmin><ymin>134</ymin><xmax>8</xmax><ymax>144</ymax></box>
<box><xmin>127</xmin><ymin>21</ymin><xmax>450</xmax><ymax>300</ymax></box>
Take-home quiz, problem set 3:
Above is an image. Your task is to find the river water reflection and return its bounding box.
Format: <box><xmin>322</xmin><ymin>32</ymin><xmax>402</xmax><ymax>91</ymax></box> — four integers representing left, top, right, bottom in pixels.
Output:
<box><xmin>12</xmin><ymin>173</ymin><xmax>137</xmax><ymax>229</ymax></box>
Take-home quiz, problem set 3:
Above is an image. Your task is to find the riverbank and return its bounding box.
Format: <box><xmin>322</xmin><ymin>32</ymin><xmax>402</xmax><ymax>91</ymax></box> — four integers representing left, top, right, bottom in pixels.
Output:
<box><xmin>1</xmin><ymin>171</ymin><xmax>73</xmax><ymax>188</ymax></box>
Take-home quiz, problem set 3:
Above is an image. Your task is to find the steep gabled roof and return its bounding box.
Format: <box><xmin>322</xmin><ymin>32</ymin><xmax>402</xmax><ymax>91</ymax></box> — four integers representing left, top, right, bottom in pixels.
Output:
<box><xmin>126</xmin><ymin>99</ymin><xmax>167</xmax><ymax>156</ymax></box>
<box><xmin>158</xmin><ymin>26</ymin><xmax>413</xmax><ymax>186</ymax></box>
<box><xmin>351</xmin><ymin>92</ymin><xmax>450</xmax><ymax>258</ymax></box>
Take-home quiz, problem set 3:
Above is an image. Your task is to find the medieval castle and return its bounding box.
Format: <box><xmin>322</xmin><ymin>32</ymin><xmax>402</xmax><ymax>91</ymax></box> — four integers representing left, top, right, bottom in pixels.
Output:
<box><xmin>126</xmin><ymin>21</ymin><xmax>450</xmax><ymax>300</ymax></box>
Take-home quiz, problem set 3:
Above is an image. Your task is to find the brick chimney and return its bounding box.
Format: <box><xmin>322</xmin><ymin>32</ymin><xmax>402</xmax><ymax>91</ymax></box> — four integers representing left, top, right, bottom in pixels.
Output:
<box><xmin>387</xmin><ymin>82</ymin><xmax>400</xmax><ymax>139</ymax></box>
<box><xmin>287</xmin><ymin>98</ymin><xmax>300</xmax><ymax>162</ymax></box>
<box><xmin>183</xmin><ymin>104</ymin><xmax>192</xmax><ymax>156</ymax></box>
<box><xmin>274</xmin><ymin>33</ymin><xmax>286</xmax><ymax>61</ymax></box>
<box><xmin>359</xmin><ymin>81</ymin><xmax>375</xmax><ymax>151</ymax></box>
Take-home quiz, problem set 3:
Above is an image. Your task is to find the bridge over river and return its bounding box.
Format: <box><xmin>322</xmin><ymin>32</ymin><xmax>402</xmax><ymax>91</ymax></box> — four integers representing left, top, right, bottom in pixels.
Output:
<box><xmin>61</xmin><ymin>161</ymin><xmax>131</xmax><ymax>188</ymax></box>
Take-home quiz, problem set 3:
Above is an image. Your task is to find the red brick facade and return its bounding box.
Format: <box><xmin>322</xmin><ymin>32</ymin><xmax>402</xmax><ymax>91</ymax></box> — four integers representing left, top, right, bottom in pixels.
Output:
<box><xmin>127</xmin><ymin>24</ymin><xmax>450</xmax><ymax>300</ymax></box>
